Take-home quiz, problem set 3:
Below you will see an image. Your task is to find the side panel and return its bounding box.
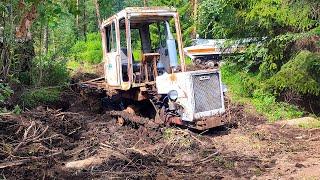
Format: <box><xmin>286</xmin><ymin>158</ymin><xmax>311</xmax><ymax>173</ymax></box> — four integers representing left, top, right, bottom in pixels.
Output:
<box><xmin>105</xmin><ymin>53</ymin><xmax>120</xmax><ymax>86</ymax></box>
<box><xmin>104</xmin><ymin>19</ymin><xmax>121</xmax><ymax>87</ymax></box>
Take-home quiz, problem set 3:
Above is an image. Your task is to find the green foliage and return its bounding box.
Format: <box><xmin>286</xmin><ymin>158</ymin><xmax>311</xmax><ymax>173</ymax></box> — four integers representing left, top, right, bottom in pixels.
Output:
<box><xmin>251</xmin><ymin>90</ymin><xmax>303</xmax><ymax>122</ymax></box>
<box><xmin>70</xmin><ymin>33</ymin><xmax>103</xmax><ymax>64</ymax></box>
<box><xmin>268</xmin><ymin>51</ymin><xmax>320</xmax><ymax>96</ymax></box>
<box><xmin>0</xmin><ymin>84</ymin><xmax>13</xmax><ymax>104</ymax></box>
<box><xmin>199</xmin><ymin>0</ymin><xmax>319</xmax><ymax>118</ymax></box>
<box><xmin>21</xmin><ymin>88</ymin><xmax>61</xmax><ymax>108</ymax></box>
<box><xmin>245</xmin><ymin>0</ymin><xmax>316</xmax><ymax>33</ymax></box>
<box><xmin>229</xmin><ymin>32</ymin><xmax>313</xmax><ymax>78</ymax></box>
<box><xmin>198</xmin><ymin>0</ymin><xmax>319</xmax><ymax>38</ymax></box>
<box><xmin>221</xmin><ymin>63</ymin><xmax>260</xmax><ymax>98</ymax></box>
<box><xmin>30</xmin><ymin>55</ymin><xmax>70</xmax><ymax>87</ymax></box>
<box><xmin>198</xmin><ymin>0</ymin><xmax>253</xmax><ymax>38</ymax></box>
<box><xmin>150</xmin><ymin>0</ymin><xmax>194</xmax><ymax>45</ymax></box>
<box><xmin>228</xmin><ymin>44</ymin><xmax>268</xmax><ymax>72</ymax></box>
<box><xmin>66</xmin><ymin>60</ymin><xmax>95</xmax><ymax>74</ymax></box>
<box><xmin>221</xmin><ymin>64</ymin><xmax>304</xmax><ymax>121</ymax></box>
<box><xmin>258</xmin><ymin>32</ymin><xmax>315</xmax><ymax>79</ymax></box>
<box><xmin>12</xmin><ymin>105</ymin><xmax>22</xmax><ymax>115</ymax></box>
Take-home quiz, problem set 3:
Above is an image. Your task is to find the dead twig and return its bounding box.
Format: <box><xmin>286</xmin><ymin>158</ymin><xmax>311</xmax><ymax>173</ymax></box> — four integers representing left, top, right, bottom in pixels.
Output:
<box><xmin>13</xmin><ymin>121</ymin><xmax>49</xmax><ymax>153</ymax></box>
<box><xmin>174</xmin><ymin>129</ymin><xmax>206</xmax><ymax>146</ymax></box>
<box><xmin>13</xmin><ymin>121</ymin><xmax>36</xmax><ymax>153</ymax></box>
<box><xmin>55</xmin><ymin>112</ymin><xmax>80</xmax><ymax>117</ymax></box>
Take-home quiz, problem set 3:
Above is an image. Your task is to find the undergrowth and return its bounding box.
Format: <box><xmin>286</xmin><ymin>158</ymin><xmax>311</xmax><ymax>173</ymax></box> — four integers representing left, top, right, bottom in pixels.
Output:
<box><xmin>67</xmin><ymin>60</ymin><xmax>96</xmax><ymax>75</ymax></box>
<box><xmin>221</xmin><ymin>64</ymin><xmax>304</xmax><ymax>122</ymax></box>
<box><xmin>21</xmin><ymin>88</ymin><xmax>62</xmax><ymax>108</ymax></box>
<box><xmin>0</xmin><ymin>83</ymin><xmax>13</xmax><ymax>105</ymax></box>
<box><xmin>70</xmin><ymin>33</ymin><xmax>102</xmax><ymax>64</ymax></box>
<box><xmin>268</xmin><ymin>51</ymin><xmax>320</xmax><ymax>95</ymax></box>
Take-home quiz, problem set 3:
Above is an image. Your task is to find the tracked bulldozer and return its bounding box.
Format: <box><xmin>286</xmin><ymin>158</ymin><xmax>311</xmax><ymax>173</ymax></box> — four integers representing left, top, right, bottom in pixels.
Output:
<box><xmin>81</xmin><ymin>7</ymin><xmax>225</xmax><ymax>130</ymax></box>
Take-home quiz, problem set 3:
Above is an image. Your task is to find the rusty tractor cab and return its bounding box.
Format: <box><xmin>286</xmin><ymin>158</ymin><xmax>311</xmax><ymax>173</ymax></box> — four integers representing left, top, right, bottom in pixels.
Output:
<box><xmin>82</xmin><ymin>7</ymin><xmax>225</xmax><ymax>130</ymax></box>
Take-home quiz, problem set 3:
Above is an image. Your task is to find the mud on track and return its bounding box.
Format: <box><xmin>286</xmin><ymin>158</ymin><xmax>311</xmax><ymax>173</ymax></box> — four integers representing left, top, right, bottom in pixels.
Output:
<box><xmin>0</xmin><ymin>90</ymin><xmax>320</xmax><ymax>179</ymax></box>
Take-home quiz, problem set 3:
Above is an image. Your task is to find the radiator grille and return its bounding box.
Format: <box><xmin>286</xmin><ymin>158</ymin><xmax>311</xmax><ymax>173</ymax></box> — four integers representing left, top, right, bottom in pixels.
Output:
<box><xmin>192</xmin><ymin>73</ymin><xmax>222</xmax><ymax>113</ymax></box>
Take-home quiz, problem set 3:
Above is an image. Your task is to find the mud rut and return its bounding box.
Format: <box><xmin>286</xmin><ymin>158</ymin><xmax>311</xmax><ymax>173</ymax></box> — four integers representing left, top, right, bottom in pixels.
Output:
<box><xmin>1</xmin><ymin>88</ymin><xmax>320</xmax><ymax>179</ymax></box>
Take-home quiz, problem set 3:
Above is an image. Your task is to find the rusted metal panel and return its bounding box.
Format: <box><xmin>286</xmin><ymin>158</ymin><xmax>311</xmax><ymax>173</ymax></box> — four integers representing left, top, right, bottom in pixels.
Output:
<box><xmin>186</xmin><ymin>47</ymin><xmax>217</xmax><ymax>54</ymax></box>
<box><xmin>195</xmin><ymin>117</ymin><xmax>223</xmax><ymax>130</ymax></box>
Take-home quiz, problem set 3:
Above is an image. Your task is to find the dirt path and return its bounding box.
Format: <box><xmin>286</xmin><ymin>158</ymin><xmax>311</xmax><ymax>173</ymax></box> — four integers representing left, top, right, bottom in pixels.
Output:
<box><xmin>0</xmin><ymin>91</ymin><xmax>319</xmax><ymax>179</ymax></box>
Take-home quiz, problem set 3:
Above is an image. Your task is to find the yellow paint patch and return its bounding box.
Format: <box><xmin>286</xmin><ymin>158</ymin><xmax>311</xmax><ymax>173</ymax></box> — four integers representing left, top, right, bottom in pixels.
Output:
<box><xmin>169</xmin><ymin>73</ymin><xmax>177</xmax><ymax>82</ymax></box>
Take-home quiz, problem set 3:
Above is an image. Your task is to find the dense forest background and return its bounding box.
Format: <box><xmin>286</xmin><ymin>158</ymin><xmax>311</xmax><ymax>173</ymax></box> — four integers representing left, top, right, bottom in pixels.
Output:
<box><xmin>0</xmin><ymin>0</ymin><xmax>319</xmax><ymax>121</ymax></box>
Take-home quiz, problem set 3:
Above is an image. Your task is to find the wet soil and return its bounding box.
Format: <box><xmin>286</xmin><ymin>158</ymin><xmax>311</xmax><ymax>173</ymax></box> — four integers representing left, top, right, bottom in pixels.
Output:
<box><xmin>0</xmin><ymin>89</ymin><xmax>320</xmax><ymax>179</ymax></box>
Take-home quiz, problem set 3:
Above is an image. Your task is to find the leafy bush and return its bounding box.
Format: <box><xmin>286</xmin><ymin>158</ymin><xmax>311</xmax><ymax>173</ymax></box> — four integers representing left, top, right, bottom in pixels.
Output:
<box><xmin>221</xmin><ymin>64</ymin><xmax>259</xmax><ymax>98</ymax></box>
<box><xmin>268</xmin><ymin>51</ymin><xmax>320</xmax><ymax>96</ymax></box>
<box><xmin>251</xmin><ymin>90</ymin><xmax>303</xmax><ymax>122</ymax></box>
<box><xmin>21</xmin><ymin>88</ymin><xmax>61</xmax><ymax>108</ymax></box>
<box><xmin>31</xmin><ymin>55</ymin><xmax>69</xmax><ymax>87</ymax></box>
<box><xmin>0</xmin><ymin>83</ymin><xmax>13</xmax><ymax>105</ymax></box>
<box><xmin>221</xmin><ymin>64</ymin><xmax>304</xmax><ymax>121</ymax></box>
<box><xmin>70</xmin><ymin>33</ymin><xmax>102</xmax><ymax>64</ymax></box>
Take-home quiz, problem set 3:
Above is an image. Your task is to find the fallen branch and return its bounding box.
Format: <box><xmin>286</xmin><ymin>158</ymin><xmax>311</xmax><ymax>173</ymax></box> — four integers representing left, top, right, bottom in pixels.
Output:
<box><xmin>55</xmin><ymin>112</ymin><xmax>80</xmax><ymax>117</ymax></box>
<box><xmin>0</xmin><ymin>159</ymin><xmax>31</xmax><ymax>169</ymax></box>
<box><xmin>13</xmin><ymin>121</ymin><xmax>36</xmax><ymax>153</ymax></box>
<box><xmin>13</xmin><ymin>122</ymin><xmax>49</xmax><ymax>153</ymax></box>
<box><xmin>0</xmin><ymin>112</ymin><xmax>12</xmax><ymax>116</ymax></box>
<box><xmin>0</xmin><ymin>151</ymin><xmax>62</xmax><ymax>169</ymax></box>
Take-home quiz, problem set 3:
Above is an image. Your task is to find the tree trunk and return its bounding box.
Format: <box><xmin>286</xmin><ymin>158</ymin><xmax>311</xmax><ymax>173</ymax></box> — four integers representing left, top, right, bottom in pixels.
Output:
<box><xmin>191</xmin><ymin>0</ymin><xmax>198</xmax><ymax>39</ymax></box>
<box><xmin>83</xmin><ymin>0</ymin><xmax>87</xmax><ymax>41</ymax></box>
<box><xmin>93</xmin><ymin>0</ymin><xmax>102</xmax><ymax>27</ymax></box>
<box><xmin>44</xmin><ymin>20</ymin><xmax>49</xmax><ymax>55</ymax></box>
<box><xmin>76</xmin><ymin>0</ymin><xmax>80</xmax><ymax>41</ymax></box>
<box><xmin>15</xmin><ymin>1</ymin><xmax>38</xmax><ymax>84</ymax></box>
<box><xmin>16</xmin><ymin>4</ymin><xmax>38</xmax><ymax>40</ymax></box>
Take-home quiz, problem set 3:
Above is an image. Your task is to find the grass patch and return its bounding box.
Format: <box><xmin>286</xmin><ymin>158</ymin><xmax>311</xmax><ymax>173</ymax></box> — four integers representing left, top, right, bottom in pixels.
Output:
<box><xmin>297</xmin><ymin>117</ymin><xmax>320</xmax><ymax>129</ymax></box>
<box><xmin>163</xmin><ymin>128</ymin><xmax>193</xmax><ymax>148</ymax></box>
<box><xmin>21</xmin><ymin>88</ymin><xmax>62</xmax><ymax>108</ymax></box>
<box><xmin>67</xmin><ymin>60</ymin><xmax>95</xmax><ymax>75</ymax></box>
<box><xmin>213</xmin><ymin>156</ymin><xmax>235</xmax><ymax>169</ymax></box>
<box><xmin>221</xmin><ymin>64</ymin><xmax>304</xmax><ymax>122</ymax></box>
<box><xmin>185</xmin><ymin>57</ymin><xmax>193</xmax><ymax>65</ymax></box>
<box><xmin>299</xmin><ymin>120</ymin><xmax>320</xmax><ymax>129</ymax></box>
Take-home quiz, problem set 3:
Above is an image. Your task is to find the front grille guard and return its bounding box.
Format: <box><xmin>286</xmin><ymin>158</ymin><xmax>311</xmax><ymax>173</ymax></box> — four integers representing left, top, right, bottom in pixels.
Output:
<box><xmin>191</xmin><ymin>71</ymin><xmax>225</xmax><ymax>119</ymax></box>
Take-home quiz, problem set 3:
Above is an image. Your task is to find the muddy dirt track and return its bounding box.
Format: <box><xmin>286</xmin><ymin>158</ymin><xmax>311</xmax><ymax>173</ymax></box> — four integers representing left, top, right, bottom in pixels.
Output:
<box><xmin>1</xmin><ymin>89</ymin><xmax>320</xmax><ymax>179</ymax></box>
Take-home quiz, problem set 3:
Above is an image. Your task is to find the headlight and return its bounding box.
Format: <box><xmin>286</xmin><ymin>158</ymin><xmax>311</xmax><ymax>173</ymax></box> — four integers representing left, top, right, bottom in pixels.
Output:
<box><xmin>168</xmin><ymin>90</ymin><xmax>178</xmax><ymax>101</ymax></box>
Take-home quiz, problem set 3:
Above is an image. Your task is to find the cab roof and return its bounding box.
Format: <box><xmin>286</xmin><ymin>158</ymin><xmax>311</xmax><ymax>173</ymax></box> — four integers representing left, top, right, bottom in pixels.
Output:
<box><xmin>102</xmin><ymin>7</ymin><xmax>178</xmax><ymax>27</ymax></box>
<box><xmin>117</xmin><ymin>7</ymin><xmax>177</xmax><ymax>14</ymax></box>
